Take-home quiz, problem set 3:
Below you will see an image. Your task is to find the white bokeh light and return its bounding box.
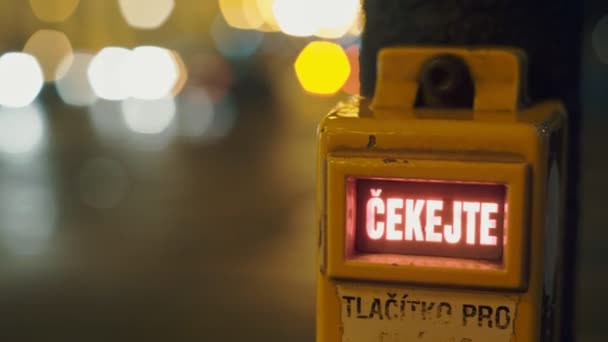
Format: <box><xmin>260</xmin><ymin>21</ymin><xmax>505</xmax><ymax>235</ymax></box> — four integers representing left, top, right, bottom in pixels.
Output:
<box><xmin>56</xmin><ymin>52</ymin><xmax>98</xmax><ymax>106</ymax></box>
<box><xmin>0</xmin><ymin>182</ymin><xmax>56</xmax><ymax>255</ymax></box>
<box><xmin>121</xmin><ymin>97</ymin><xmax>176</xmax><ymax>134</ymax></box>
<box><xmin>272</xmin><ymin>0</ymin><xmax>359</xmax><ymax>38</ymax></box>
<box><xmin>315</xmin><ymin>0</ymin><xmax>359</xmax><ymax>39</ymax></box>
<box><xmin>87</xmin><ymin>47</ymin><xmax>132</xmax><ymax>101</ymax></box>
<box><xmin>0</xmin><ymin>53</ymin><xmax>44</xmax><ymax>108</ymax></box>
<box><xmin>0</xmin><ymin>104</ymin><xmax>45</xmax><ymax>155</ymax></box>
<box><xmin>118</xmin><ymin>0</ymin><xmax>175</xmax><ymax>29</ymax></box>
<box><xmin>88</xmin><ymin>99</ymin><xmax>128</xmax><ymax>143</ymax></box>
<box><xmin>592</xmin><ymin>14</ymin><xmax>608</xmax><ymax>64</ymax></box>
<box><xmin>184</xmin><ymin>94</ymin><xmax>238</xmax><ymax>141</ymax></box>
<box><xmin>128</xmin><ymin>46</ymin><xmax>178</xmax><ymax>100</ymax></box>
<box><xmin>88</xmin><ymin>46</ymin><xmax>179</xmax><ymax>100</ymax></box>
<box><xmin>89</xmin><ymin>99</ymin><xmax>176</xmax><ymax>150</ymax></box>
<box><xmin>272</xmin><ymin>0</ymin><xmax>318</xmax><ymax>37</ymax></box>
<box><xmin>177</xmin><ymin>87</ymin><xmax>215</xmax><ymax>137</ymax></box>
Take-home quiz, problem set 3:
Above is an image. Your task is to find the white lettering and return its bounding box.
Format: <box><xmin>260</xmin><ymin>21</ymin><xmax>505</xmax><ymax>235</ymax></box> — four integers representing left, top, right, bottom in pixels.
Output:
<box><xmin>366</xmin><ymin>196</ymin><xmax>385</xmax><ymax>240</ymax></box>
<box><xmin>444</xmin><ymin>201</ymin><xmax>462</xmax><ymax>244</ymax></box>
<box><xmin>363</xmin><ymin>192</ymin><xmax>501</xmax><ymax>247</ymax></box>
<box><xmin>463</xmin><ymin>202</ymin><xmax>481</xmax><ymax>245</ymax></box>
<box><xmin>386</xmin><ymin>198</ymin><xmax>404</xmax><ymax>241</ymax></box>
<box><xmin>370</xmin><ymin>188</ymin><xmax>382</xmax><ymax>197</ymax></box>
<box><xmin>425</xmin><ymin>200</ymin><xmax>443</xmax><ymax>242</ymax></box>
<box><xmin>480</xmin><ymin>202</ymin><xmax>498</xmax><ymax>245</ymax></box>
<box><xmin>405</xmin><ymin>199</ymin><xmax>425</xmax><ymax>241</ymax></box>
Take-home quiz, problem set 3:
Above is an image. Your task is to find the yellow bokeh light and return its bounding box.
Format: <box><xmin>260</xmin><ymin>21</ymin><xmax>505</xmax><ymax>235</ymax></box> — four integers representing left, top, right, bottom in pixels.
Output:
<box><xmin>255</xmin><ymin>0</ymin><xmax>280</xmax><ymax>32</ymax></box>
<box><xmin>294</xmin><ymin>41</ymin><xmax>350</xmax><ymax>95</ymax></box>
<box><xmin>170</xmin><ymin>51</ymin><xmax>188</xmax><ymax>96</ymax></box>
<box><xmin>118</xmin><ymin>0</ymin><xmax>175</xmax><ymax>29</ymax></box>
<box><xmin>29</xmin><ymin>0</ymin><xmax>79</xmax><ymax>23</ymax></box>
<box><xmin>219</xmin><ymin>0</ymin><xmax>264</xmax><ymax>30</ymax></box>
<box><xmin>23</xmin><ymin>29</ymin><xmax>74</xmax><ymax>82</ymax></box>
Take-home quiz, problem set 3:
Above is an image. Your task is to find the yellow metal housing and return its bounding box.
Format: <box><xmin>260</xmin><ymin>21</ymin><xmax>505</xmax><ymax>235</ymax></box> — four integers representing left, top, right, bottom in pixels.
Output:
<box><xmin>316</xmin><ymin>48</ymin><xmax>566</xmax><ymax>342</ymax></box>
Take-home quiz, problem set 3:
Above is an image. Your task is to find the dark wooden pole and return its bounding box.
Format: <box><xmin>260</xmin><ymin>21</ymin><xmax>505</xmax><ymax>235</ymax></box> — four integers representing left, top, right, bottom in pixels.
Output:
<box><xmin>360</xmin><ymin>1</ymin><xmax>582</xmax><ymax>341</ymax></box>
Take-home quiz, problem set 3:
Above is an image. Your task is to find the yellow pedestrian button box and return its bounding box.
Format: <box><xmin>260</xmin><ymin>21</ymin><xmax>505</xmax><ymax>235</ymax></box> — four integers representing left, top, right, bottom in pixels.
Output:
<box><xmin>316</xmin><ymin>48</ymin><xmax>567</xmax><ymax>342</ymax></box>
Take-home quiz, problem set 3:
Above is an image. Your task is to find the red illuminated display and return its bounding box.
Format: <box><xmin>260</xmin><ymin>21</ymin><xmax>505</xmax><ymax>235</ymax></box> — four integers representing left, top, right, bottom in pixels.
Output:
<box><xmin>355</xmin><ymin>178</ymin><xmax>506</xmax><ymax>261</ymax></box>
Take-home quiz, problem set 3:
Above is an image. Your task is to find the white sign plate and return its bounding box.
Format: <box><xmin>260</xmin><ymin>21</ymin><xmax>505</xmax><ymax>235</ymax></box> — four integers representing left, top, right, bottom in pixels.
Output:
<box><xmin>337</xmin><ymin>283</ymin><xmax>517</xmax><ymax>342</ymax></box>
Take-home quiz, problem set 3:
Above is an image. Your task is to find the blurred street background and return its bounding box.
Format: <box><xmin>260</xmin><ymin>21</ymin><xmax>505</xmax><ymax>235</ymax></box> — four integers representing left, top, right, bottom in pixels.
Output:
<box><xmin>0</xmin><ymin>0</ymin><xmax>604</xmax><ymax>341</ymax></box>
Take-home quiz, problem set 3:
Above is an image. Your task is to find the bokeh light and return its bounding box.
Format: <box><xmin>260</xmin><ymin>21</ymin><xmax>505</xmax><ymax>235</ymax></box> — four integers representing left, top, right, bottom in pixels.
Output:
<box><xmin>0</xmin><ymin>183</ymin><xmax>56</xmax><ymax>255</ymax></box>
<box><xmin>314</xmin><ymin>0</ymin><xmax>360</xmax><ymax>39</ymax></box>
<box><xmin>348</xmin><ymin>10</ymin><xmax>364</xmax><ymax>36</ymax></box>
<box><xmin>88</xmin><ymin>46</ymin><xmax>180</xmax><ymax>101</ymax></box>
<box><xmin>592</xmin><ymin>14</ymin><xmax>608</xmax><ymax>64</ymax></box>
<box><xmin>118</xmin><ymin>0</ymin><xmax>175</xmax><ymax>29</ymax></box>
<box><xmin>342</xmin><ymin>44</ymin><xmax>360</xmax><ymax>95</ymax></box>
<box><xmin>56</xmin><ymin>52</ymin><xmax>98</xmax><ymax>106</ymax></box>
<box><xmin>207</xmin><ymin>95</ymin><xmax>238</xmax><ymax>139</ymax></box>
<box><xmin>177</xmin><ymin>87</ymin><xmax>215</xmax><ymax>138</ymax></box>
<box><xmin>255</xmin><ymin>0</ymin><xmax>280</xmax><ymax>32</ymax></box>
<box><xmin>272</xmin><ymin>0</ymin><xmax>318</xmax><ymax>37</ymax></box>
<box><xmin>121</xmin><ymin>97</ymin><xmax>176</xmax><ymax>134</ymax></box>
<box><xmin>219</xmin><ymin>0</ymin><xmax>264</xmax><ymax>30</ymax></box>
<box><xmin>0</xmin><ymin>52</ymin><xmax>44</xmax><ymax>108</ymax></box>
<box><xmin>87</xmin><ymin>47</ymin><xmax>132</xmax><ymax>101</ymax></box>
<box><xmin>23</xmin><ymin>29</ymin><xmax>74</xmax><ymax>82</ymax></box>
<box><xmin>188</xmin><ymin>52</ymin><xmax>233</xmax><ymax>103</ymax></box>
<box><xmin>294</xmin><ymin>41</ymin><xmax>350</xmax><ymax>95</ymax></box>
<box><xmin>212</xmin><ymin>15</ymin><xmax>264</xmax><ymax>60</ymax></box>
<box><xmin>89</xmin><ymin>100</ymin><xmax>127</xmax><ymax>143</ymax></box>
<box><xmin>29</xmin><ymin>0</ymin><xmax>79</xmax><ymax>23</ymax></box>
<box><xmin>128</xmin><ymin>122</ymin><xmax>176</xmax><ymax>151</ymax></box>
<box><xmin>90</xmin><ymin>99</ymin><xmax>176</xmax><ymax>150</ymax></box>
<box><xmin>170</xmin><ymin>50</ymin><xmax>188</xmax><ymax>96</ymax></box>
<box><xmin>0</xmin><ymin>104</ymin><xmax>45</xmax><ymax>155</ymax></box>
<box><xmin>129</xmin><ymin>46</ymin><xmax>179</xmax><ymax>100</ymax></box>
<box><xmin>78</xmin><ymin>157</ymin><xmax>128</xmax><ymax>209</ymax></box>
<box><xmin>273</xmin><ymin>0</ymin><xmax>360</xmax><ymax>38</ymax></box>
<box><xmin>178</xmin><ymin>90</ymin><xmax>238</xmax><ymax>142</ymax></box>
